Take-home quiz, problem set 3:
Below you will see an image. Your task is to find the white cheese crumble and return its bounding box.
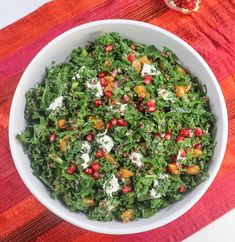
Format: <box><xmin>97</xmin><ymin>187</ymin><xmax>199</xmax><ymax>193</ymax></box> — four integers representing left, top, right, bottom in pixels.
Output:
<box><xmin>48</xmin><ymin>96</ymin><xmax>63</xmax><ymax>111</ymax></box>
<box><xmin>141</xmin><ymin>64</ymin><xmax>160</xmax><ymax>77</ymax></box>
<box><xmin>86</xmin><ymin>80</ymin><xmax>103</xmax><ymax>97</ymax></box>
<box><xmin>150</xmin><ymin>189</ymin><xmax>162</xmax><ymax>199</ymax></box>
<box><xmin>158</xmin><ymin>173</ymin><xmax>169</xmax><ymax>179</ymax></box>
<box><xmin>80</xmin><ymin>142</ymin><xmax>91</xmax><ymax>168</ymax></box>
<box><xmin>157</xmin><ymin>89</ymin><xmax>174</xmax><ymax>101</ymax></box>
<box><xmin>129</xmin><ymin>152</ymin><xmax>143</xmax><ymax>168</ymax></box>
<box><xmin>72</xmin><ymin>66</ymin><xmax>85</xmax><ymax>80</ymax></box>
<box><xmin>153</xmin><ymin>179</ymin><xmax>159</xmax><ymax>187</ymax></box>
<box><xmin>119</xmin><ymin>104</ymin><xmax>127</xmax><ymax>115</ymax></box>
<box><xmin>97</xmin><ymin>135</ymin><xmax>114</xmax><ymax>153</ymax></box>
<box><xmin>103</xmin><ymin>175</ymin><xmax>120</xmax><ymax>197</ymax></box>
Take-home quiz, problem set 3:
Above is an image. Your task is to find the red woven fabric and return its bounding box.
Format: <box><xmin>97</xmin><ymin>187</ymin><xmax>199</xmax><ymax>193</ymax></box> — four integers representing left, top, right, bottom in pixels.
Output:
<box><xmin>0</xmin><ymin>0</ymin><xmax>235</xmax><ymax>241</ymax></box>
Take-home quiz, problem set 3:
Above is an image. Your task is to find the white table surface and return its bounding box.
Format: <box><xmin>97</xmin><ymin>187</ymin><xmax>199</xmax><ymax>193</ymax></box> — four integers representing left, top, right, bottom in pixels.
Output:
<box><xmin>1</xmin><ymin>1</ymin><xmax>234</xmax><ymax>241</ymax></box>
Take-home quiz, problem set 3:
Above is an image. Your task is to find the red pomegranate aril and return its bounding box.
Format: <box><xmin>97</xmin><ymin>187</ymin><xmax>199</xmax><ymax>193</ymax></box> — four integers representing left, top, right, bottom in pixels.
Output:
<box><xmin>111</xmin><ymin>118</ymin><xmax>118</xmax><ymax>126</ymax></box>
<box><xmin>194</xmin><ymin>143</ymin><xmax>202</xmax><ymax>149</ymax></box>
<box><xmin>96</xmin><ymin>149</ymin><xmax>105</xmax><ymax>158</ymax></box>
<box><xmin>137</xmin><ymin>101</ymin><xmax>145</xmax><ymax>113</ymax></box>
<box><xmin>178</xmin><ymin>186</ymin><xmax>186</xmax><ymax>193</ymax></box>
<box><xmin>124</xmin><ymin>95</ymin><xmax>130</xmax><ymax>103</ymax></box>
<box><xmin>148</xmin><ymin>106</ymin><xmax>157</xmax><ymax>113</ymax></box>
<box><xmin>127</xmin><ymin>53</ymin><xmax>136</xmax><ymax>62</ymax></box>
<box><xmin>100</xmin><ymin>77</ymin><xmax>108</xmax><ymax>87</ymax></box>
<box><xmin>94</xmin><ymin>99</ymin><xmax>102</xmax><ymax>107</ymax></box>
<box><xmin>179</xmin><ymin>129</ymin><xmax>188</xmax><ymax>137</ymax></box>
<box><xmin>106</xmin><ymin>122</ymin><xmax>113</xmax><ymax>130</ymax></box>
<box><xmin>195</xmin><ymin>127</ymin><xmax>203</xmax><ymax>137</ymax></box>
<box><xmin>117</xmin><ymin>119</ymin><xmax>128</xmax><ymax>127</ymax></box>
<box><xmin>104</xmin><ymin>90</ymin><xmax>113</xmax><ymax>98</ymax></box>
<box><xmin>83</xmin><ymin>168</ymin><xmax>93</xmax><ymax>175</ymax></box>
<box><xmin>170</xmin><ymin>155</ymin><xmax>177</xmax><ymax>162</ymax></box>
<box><xmin>146</xmin><ymin>99</ymin><xmax>156</xmax><ymax>108</ymax></box>
<box><xmin>164</xmin><ymin>132</ymin><xmax>172</xmax><ymax>140</ymax></box>
<box><xmin>154</xmin><ymin>133</ymin><xmax>161</xmax><ymax>139</ymax></box>
<box><xmin>131</xmin><ymin>44</ymin><xmax>137</xmax><ymax>50</ymax></box>
<box><xmin>91</xmin><ymin>162</ymin><xmax>100</xmax><ymax>172</ymax></box>
<box><xmin>180</xmin><ymin>149</ymin><xmax>187</xmax><ymax>158</ymax></box>
<box><xmin>122</xmin><ymin>185</ymin><xmax>132</xmax><ymax>194</ymax></box>
<box><xmin>187</xmin><ymin>128</ymin><xmax>194</xmax><ymax>138</ymax></box>
<box><xmin>67</xmin><ymin>164</ymin><xmax>77</xmax><ymax>174</ymax></box>
<box><xmin>105</xmin><ymin>45</ymin><xmax>113</xmax><ymax>52</ymax></box>
<box><xmin>97</xmin><ymin>71</ymin><xmax>106</xmax><ymax>79</ymax></box>
<box><xmin>86</xmin><ymin>133</ymin><xmax>94</xmax><ymax>142</ymax></box>
<box><xmin>48</xmin><ymin>133</ymin><xmax>56</xmax><ymax>143</ymax></box>
<box><xmin>176</xmin><ymin>135</ymin><xmax>184</xmax><ymax>143</ymax></box>
<box><xmin>144</xmin><ymin>75</ymin><xmax>153</xmax><ymax>85</ymax></box>
<box><xmin>92</xmin><ymin>171</ymin><xmax>101</xmax><ymax>180</ymax></box>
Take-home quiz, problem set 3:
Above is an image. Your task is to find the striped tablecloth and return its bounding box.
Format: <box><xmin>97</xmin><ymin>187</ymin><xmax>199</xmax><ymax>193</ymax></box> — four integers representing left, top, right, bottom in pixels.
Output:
<box><xmin>0</xmin><ymin>0</ymin><xmax>235</xmax><ymax>241</ymax></box>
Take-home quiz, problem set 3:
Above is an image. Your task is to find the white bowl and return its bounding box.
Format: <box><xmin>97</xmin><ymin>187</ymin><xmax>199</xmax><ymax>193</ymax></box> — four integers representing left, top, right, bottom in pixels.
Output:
<box><xmin>9</xmin><ymin>20</ymin><xmax>228</xmax><ymax>234</ymax></box>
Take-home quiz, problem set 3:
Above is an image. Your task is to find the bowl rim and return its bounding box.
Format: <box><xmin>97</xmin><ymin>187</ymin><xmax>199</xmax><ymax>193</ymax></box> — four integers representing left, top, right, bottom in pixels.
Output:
<box><xmin>9</xmin><ymin>19</ymin><xmax>228</xmax><ymax>235</ymax></box>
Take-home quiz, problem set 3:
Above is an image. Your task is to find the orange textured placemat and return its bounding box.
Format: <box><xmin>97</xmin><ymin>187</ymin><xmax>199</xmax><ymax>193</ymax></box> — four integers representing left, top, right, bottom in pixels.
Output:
<box><xmin>0</xmin><ymin>0</ymin><xmax>235</xmax><ymax>241</ymax></box>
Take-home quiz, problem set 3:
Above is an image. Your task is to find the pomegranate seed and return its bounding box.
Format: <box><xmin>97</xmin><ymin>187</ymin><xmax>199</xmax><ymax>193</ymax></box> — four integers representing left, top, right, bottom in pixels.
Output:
<box><xmin>176</xmin><ymin>135</ymin><xmax>184</xmax><ymax>143</ymax></box>
<box><xmin>96</xmin><ymin>149</ymin><xmax>105</xmax><ymax>158</ymax></box>
<box><xmin>148</xmin><ymin>106</ymin><xmax>157</xmax><ymax>113</ymax></box>
<box><xmin>111</xmin><ymin>118</ymin><xmax>118</xmax><ymax>126</ymax></box>
<box><xmin>178</xmin><ymin>186</ymin><xmax>186</xmax><ymax>193</ymax></box>
<box><xmin>195</xmin><ymin>127</ymin><xmax>203</xmax><ymax>137</ymax></box>
<box><xmin>67</xmin><ymin>164</ymin><xmax>77</xmax><ymax>174</ymax></box>
<box><xmin>179</xmin><ymin>129</ymin><xmax>188</xmax><ymax>137</ymax></box>
<box><xmin>127</xmin><ymin>53</ymin><xmax>136</xmax><ymax>62</ymax></box>
<box><xmin>146</xmin><ymin>99</ymin><xmax>156</xmax><ymax>108</ymax></box>
<box><xmin>83</xmin><ymin>168</ymin><xmax>93</xmax><ymax>175</ymax></box>
<box><xmin>48</xmin><ymin>133</ymin><xmax>56</xmax><ymax>143</ymax></box>
<box><xmin>91</xmin><ymin>162</ymin><xmax>100</xmax><ymax>172</ymax></box>
<box><xmin>144</xmin><ymin>75</ymin><xmax>153</xmax><ymax>85</ymax></box>
<box><xmin>86</xmin><ymin>133</ymin><xmax>94</xmax><ymax>142</ymax></box>
<box><xmin>131</xmin><ymin>44</ymin><xmax>137</xmax><ymax>50</ymax></box>
<box><xmin>137</xmin><ymin>101</ymin><xmax>145</xmax><ymax>113</ymax></box>
<box><xmin>164</xmin><ymin>132</ymin><xmax>172</xmax><ymax>140</ymax></box>
<box><xmin>187</xmin><ymin>128</ymin><xmax>194</xmax><ymax>138</ymax></box>
<box><xmin>123</xmin><ymin>95</ymin><xmax>130</xmax><ymax>103</ymax></box>
<box><xmin>97</xmin><ymin>71</ymin><xmax>106</xmax><ymax>79</ymax></box>
<box><xmin>194</xmin><ymin>143</ymin><xmax>202</xmax><ymax>149</ymax></box>
<box><xmin>105</xmin><ymin>45</ymin><xmax>113</xmax><ymax>52</ymax></box>
<box><xmin>92</xmin><ymin>171</ymin><xmax>101</xmax><ymax>180</ymax></box>
<box><xmin>122</xmin><ymin>185</ymin><xmax>132</xmax><ymax>194</ymax></box>
<box><xmin>106</xmin><ymin>122</ymin><xmax>113</xmax><ymax>130</ymax></box>
<box><xmin>179</xmin><ymin>149</ymin><xmax>187</xmax><ymax>158</ymax></box>
<box><xmin>117</xmin><ymin>119</ymin><xmax>128</xmax><ymax>127</ymax></box>
<box><xmin>100</xmin><ymin>77</ymin><xmax>108</xmax><ymax>87</ymax></box>
<box><xmin>154</xmin><ymin>133</ymin><xmax>161</xmax><ymax>139</ymax></box>
<box><xmin>94</xmin><ymin>99</ymin><xmax>102</xmax><ymax>107</ymax></box>
<box><xmin>170</xmin><ymin>155</ymin><xmax>177</xmax><ymax>162</ymax></box>
<box><xmin>104</xmin><ymin>90</ymin><xmax>113</xmax><ymax>98</ymax></box>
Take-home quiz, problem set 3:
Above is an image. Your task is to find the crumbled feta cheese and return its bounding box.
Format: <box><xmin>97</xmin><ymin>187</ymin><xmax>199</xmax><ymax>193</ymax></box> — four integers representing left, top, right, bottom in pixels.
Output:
<box><xmin>141</xmin><ymin>64</ymin><xmax>160</xmax><ymax>77</ymax></box>
<box><xmin>97</xmin><ymin>135</ymin><xmax>114</xmax><ymax>153</ymax></box>
<box><xmin>86</xmin><ymin>80</ymin><xmax>103</xmax><ymax>97</ymax></box>
<box><xmin>80</xmin><ymin>142</ymin><xmax>91</xmax><ymax>168</ymax></box>
<box><xmin>81</xmin><ymin>141</ymin><xmax>91</xmax><ymax>153</ymax></box>
<box><xmin>158</xmin><ymin>89</ymin><xmax>174</xmax><ymax>101</ymax></box>
<box><xmin>153</xmin><ymin>179</ymin><xmax>159</xmax><ymax>187</ymax></box>
<box><xmin>119</xmin><ymin>104</ymin><xmax>127</xmax><ymax>115</ymax></box>
<box><xmin>48</xmin><ymin>96</ymin><xmax>63</xmax><ymax>111</ymax></box>
<box><xmin>129</xmin><ymin>152</ymin><xmax>143</xmax><ymax>167</ymax></box>
<box><xmin>150</xmin><ymin>189</ymin><xmax>162</xmax><ymax>199</ymax></box>
<box><xmin>72</xmin><ymin>66</ymin><xmax>85</xmax><ymax>80</ymax></box>
<box><xmin>126</xmin><ymin>130</ymin><xmax>133</xmax><ymax>136</ymax></box>
<box><xmin>81</xmin><ymin>153</ymin><xmax>90</xmax><ymax>169</ymax></box>
<box><xmin>103</xmin><ymin>175</ymin><xmax>120</xmax><ymax>197</ymax></box>
<box><xmin>158</xmin><ymin>173</ymin><xmax>169</xmax><ymax>179</ymax></box>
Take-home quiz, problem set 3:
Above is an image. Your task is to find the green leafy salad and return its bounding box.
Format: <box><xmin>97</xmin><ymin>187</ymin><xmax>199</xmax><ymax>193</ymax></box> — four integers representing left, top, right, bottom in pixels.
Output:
<box><xmin>17</xmin><ymin>33</ymin><xmax>215</xmax><ymax>223</ymax></box>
